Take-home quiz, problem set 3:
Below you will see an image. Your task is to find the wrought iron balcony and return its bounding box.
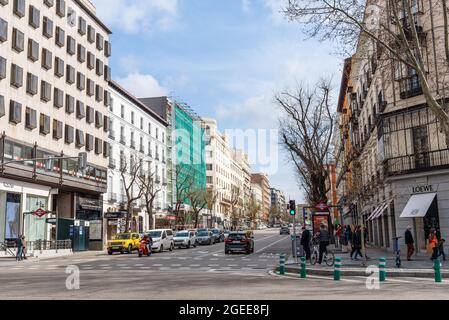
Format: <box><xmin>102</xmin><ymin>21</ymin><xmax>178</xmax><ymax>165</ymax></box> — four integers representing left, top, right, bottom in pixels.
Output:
<box><xmin>108</xmin><ymin>130</ymin><xmax>115</xmax><ymax>140</ymax></box>
<box><xmin>399</xmin><ymin>74</ymin><xmax>423</xmax><ymax>99</ymax></box>
<box><xmin>108</xmin><ymin>192</ymin><xmax>117</xmax><ymax>203</ymax></box>
<box><xmin>384</xmin><ymin>149</ymin><xmax>449</xmax><ymax>177</ymax></box>
<box><xmin>108</xmin><ymin>158</ymin><xmax>116</xmax><ymax>169</ymax></box>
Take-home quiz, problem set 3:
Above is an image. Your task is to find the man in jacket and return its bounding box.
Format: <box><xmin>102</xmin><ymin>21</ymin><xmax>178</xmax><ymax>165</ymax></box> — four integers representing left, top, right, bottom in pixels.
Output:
<box><xmin>405</xmin><ymin>226</ymin><xmax>415</xmax><ymax>261</ymax></box>
<box><xmin>317</xmin><ymin>223</ymin><xmax>330</xmax><ymax>264</ymax></box>
<box><xmin>15</xmin><ymin>236</ymin><xmax>23</xmax><ymax>261</ymax></box>
<box><xmin>350</xmin><ymin>226</ymin><xmax>362</xmax><ymax>260</ymax></box>
<box><xmin>300</xmin><ymin>225</ymin><xmax>311</xmax><ymax>260</ymax></box>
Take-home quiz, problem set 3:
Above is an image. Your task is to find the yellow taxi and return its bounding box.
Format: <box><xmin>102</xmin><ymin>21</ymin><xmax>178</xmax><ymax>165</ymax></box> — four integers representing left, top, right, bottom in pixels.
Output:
<box><xmin>107</xmin><ymin>233</ymin><xmax>141</xmax><ymax>255</ymax></box>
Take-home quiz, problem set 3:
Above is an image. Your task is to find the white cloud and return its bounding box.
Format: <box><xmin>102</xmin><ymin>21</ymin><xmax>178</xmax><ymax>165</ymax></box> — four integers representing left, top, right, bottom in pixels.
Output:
<box><xmin>115</xmin><ymin>73</ymin><xmax>168</xmax><ymax>98</ymax></box>
<box><xmin>92</xmin><ymin>0</ymin><xmax>178</xmax><ymax>33</ymax></box>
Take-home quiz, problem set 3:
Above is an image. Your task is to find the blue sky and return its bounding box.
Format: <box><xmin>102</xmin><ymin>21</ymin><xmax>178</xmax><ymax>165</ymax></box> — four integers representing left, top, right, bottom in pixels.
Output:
<box><xmin>92</xmin><ymin>0</ymin><xmax>343</xmax><ymax>203</ymax></box>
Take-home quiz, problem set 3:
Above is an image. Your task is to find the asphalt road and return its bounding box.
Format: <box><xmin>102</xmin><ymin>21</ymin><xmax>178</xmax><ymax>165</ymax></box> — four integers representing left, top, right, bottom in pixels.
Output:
<box><xmin>1</xmin><ymin>229</ymin><xmax>449</xmax><ymax>300</ymax></box>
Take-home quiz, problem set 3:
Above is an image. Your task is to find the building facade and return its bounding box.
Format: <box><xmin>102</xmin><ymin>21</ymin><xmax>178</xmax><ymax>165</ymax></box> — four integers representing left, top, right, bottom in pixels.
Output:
<box><xmin>251</xmin><ymin>173</ymin><xmax>270</xmax><ymax>223</ymax></box>
<box><xmin>104</xmin><ymin>81</ymin><xmax>168</xmax><ymax>241</ymax></box>
<box><xmin>334</xmin><ymin>0</ymin><xmax>449</xmax><ymax>252</ymax></box>
<box><xmin>0</xmin><ymin>0</ymin><xmax>111</xmax><ymax>250</ymax></box>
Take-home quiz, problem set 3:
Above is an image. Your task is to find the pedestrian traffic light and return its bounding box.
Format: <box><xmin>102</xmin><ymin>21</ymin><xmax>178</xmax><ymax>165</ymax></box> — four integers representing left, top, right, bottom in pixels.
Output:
<box><xmin>289</xmin><ymin>200</ymin><xmax>296</xmax><ymax>216</ymax></box>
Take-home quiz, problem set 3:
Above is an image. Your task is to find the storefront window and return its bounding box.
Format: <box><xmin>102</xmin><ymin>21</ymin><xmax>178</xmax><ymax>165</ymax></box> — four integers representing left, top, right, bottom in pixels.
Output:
<box><xmin>24</xmin><ymin>195</ymin><xmax>48</xmax><ymax>241</ymax></box>
<box><xmin>5</xmin><ymin>193</ymin><xmax>21</xmax><ymax>240</ymax></box>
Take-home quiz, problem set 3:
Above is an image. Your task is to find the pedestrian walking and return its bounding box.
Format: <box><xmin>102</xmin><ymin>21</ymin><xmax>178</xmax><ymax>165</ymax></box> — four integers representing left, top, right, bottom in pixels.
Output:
<box><xmin>428</xmin><ymin>230</ymin><xmax>439</xmax><ymax>260</ymax></box>
<box><xmin>15</xmin><ymin>235</ymin><xmax>23</xmax><ymax>261</ymax></box>
<box><xmin>438</xmin><ymin>238</ymin><xmax>446</xmax><ymax>261</ymax></box>
<box><xmin>405</xmin><ymin>226</ymin><xmax>415</xmax><ymax>261</ymax></box>
<box><xmin>335</xmin><ymin>225</ymin><xmax>342</xmax><ymax>249</ymax></box>
<box><xmin>317</xmin><ymin>223</ymin><xmax>330</xmax><ymax>264</ymax></box>
<box><xmin>300</xmin><ymin>225</ymin><xmax>311</xmax><ymax>260</ymax></box>
<box><xmin>21</xmin><ymin>236</ymin><xmax>27</xmax><ymax>260</ymax></box>
<box><xmin>350</xmin><ymin>226</ymin><xmax>362</xmax><ymax>260</ymax></box>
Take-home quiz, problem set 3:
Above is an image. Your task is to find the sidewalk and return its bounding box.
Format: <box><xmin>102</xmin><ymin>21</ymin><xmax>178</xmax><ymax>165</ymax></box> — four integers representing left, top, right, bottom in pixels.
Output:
<box><xmin>282</xmin><ymin>246</ymin><xmax>448</xmax><ymax>278</ymax></box>
<box><xmin>0</xmin><ymin>250</ymin><xmax>107</xmax><ymax>266</ymax></box>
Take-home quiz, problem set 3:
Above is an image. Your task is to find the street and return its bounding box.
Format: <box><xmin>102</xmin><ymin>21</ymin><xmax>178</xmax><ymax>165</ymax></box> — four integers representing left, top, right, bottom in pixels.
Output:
<box><xmin>1</xmin><ymin>229</ymin><xmax>449</xmax><ymax>300</ymax></box>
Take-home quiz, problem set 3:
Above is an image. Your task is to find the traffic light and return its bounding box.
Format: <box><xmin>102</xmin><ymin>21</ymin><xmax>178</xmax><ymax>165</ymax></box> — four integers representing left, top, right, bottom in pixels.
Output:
<box><xmin>289</xmin><ymin>200</ymin><xmax>296</xmax><ymax>216</ymax></box>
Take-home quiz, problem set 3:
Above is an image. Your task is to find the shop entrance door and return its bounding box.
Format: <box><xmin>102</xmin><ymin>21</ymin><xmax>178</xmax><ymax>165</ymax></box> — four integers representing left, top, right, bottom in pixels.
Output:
<box><xmin>4</xmin><ymin>193</ymin><xmax>22</xmax><ymax>241</ymax></box>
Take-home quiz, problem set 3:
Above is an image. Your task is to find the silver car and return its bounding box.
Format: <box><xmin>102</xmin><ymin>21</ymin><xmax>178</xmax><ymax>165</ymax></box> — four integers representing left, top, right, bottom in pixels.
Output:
<box><xmin>196</xmin><ymin>231</ymin><xmax>214</xmax><ymax>245</ymax></box>
<box><xmin>173</xmin><ymin>231</ymin><xmax>197</xmax><ymax>249</ymax></box>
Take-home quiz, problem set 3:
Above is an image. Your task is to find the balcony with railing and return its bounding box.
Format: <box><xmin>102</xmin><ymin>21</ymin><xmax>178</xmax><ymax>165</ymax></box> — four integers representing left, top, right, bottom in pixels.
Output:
<box><xmin>120</xmin><ymin>135</ymin><xmax>126</xmax><ymax>145</ymax></box>
<box><xmin>155</xmin><ymin>153</ymin><xmax>160</xmax><ymax>161</ymax></box>
<box><xmin>108</xmin><ymin>130</ymin><xmax>115</xmax><ymax>140</ymax></box>
<box><xmin>130</xmin><ymin>140</ymin><xmax>136</xmax><ymax>149</ymax></box>
<box><xmin>108</xmin><ymin>192</ymin><xmax>117</xmax><ymax>203</ymax></box>
<box><xmin>399</xmin><ymin>74</ymin><xmax>423</xmax><ymax>99</ymax></box>
<box><xmin>384</xmin><ymin>150</ymin><xmax>449</xmax><ymax>177</ymax></box>
<box><xmin>108</xmin><ymin>158</ymin><xmax>116</xmax><ymax>169</ymax></box>
<box><xmin>139</xmin><ymin>145</ymin><xmax>145</xmax><ymax>154</ymax></box>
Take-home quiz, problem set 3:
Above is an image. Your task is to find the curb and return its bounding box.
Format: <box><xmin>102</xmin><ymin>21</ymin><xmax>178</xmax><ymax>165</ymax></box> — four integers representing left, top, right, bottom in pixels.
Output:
<box><xmin>277</xmin><ymin>266</ymin><xmax>449</xmax><ymax>278</ymax></box>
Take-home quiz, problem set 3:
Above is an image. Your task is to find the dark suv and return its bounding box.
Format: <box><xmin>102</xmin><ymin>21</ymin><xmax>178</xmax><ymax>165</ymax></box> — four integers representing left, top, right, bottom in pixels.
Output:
<box><xmin>280</xmin><ymin>226</ymin><xmax>290</xmax><ymax>235</ymax></box>
<box><xmin>211</xmin><ymin>228</ymin><xmax>224</xmax><ymax>243</ymax></box>
<box><xmin>225</xmin><ymin>232</ymin><xmax>254</xmax><ymax>254</ymax></box>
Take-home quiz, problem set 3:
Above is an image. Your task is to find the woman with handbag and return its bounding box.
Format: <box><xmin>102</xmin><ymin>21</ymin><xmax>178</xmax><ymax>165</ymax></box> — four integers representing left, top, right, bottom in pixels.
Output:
<box><xmin>428</xmin><ymin>230</ymin><xmax>439</xmax><ymax>260</ymax></box>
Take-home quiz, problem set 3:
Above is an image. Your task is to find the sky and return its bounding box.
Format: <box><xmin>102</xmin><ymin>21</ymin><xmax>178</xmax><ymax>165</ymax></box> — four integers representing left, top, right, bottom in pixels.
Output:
<box><xmin>91</xmin><ymin>0</ymin><xmax>343</xmax><ymax>203</ymax></box>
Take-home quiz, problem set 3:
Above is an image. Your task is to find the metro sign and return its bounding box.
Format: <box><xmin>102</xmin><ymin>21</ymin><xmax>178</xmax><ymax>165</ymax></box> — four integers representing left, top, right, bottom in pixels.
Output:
<box><xmin>33</xmin><ymin>208</ymin><xmax>48</xmax><ymax>218</ymax></box>
<box><xmin>315</xmin><ymin>202</ymin><xmax>329</xmax><ymax>212</ymax></box>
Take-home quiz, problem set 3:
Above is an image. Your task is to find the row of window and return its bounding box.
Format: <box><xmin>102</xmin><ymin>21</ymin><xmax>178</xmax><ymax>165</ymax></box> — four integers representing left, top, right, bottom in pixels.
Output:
<box><xmin>1</xmin><ymin>58</ymin><xmax>111</xmax><ymax>107</ymax></box>
<box><xmin>1</xmin><ymin>96</ymin><xmax>109</xmax><ymax>156</ymax></box>
<box><xmin>0</xmin><ymin>22</ymin><xmax>111</xmax><ymax>83</ymax></box>
<box><xmin>114</xmin><ymin>103</ymin><xmax>165</xmax><ymax>143</ymax></box>
<box><xmin>1</xmin><ymin>0</ymin><xmax>111</xmax><ymax>57</ymax></box>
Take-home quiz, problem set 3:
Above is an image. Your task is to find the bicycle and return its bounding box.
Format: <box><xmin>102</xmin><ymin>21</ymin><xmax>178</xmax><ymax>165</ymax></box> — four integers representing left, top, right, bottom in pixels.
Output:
<box><xmin>392</xmin><ymin>236</ymin><xmax>402</xmax><ymax>268</ymax></box>
<box><xmin>310</xmin><ymin>239</ymin><xmax>335</xmax><ymax>266</ymax></box>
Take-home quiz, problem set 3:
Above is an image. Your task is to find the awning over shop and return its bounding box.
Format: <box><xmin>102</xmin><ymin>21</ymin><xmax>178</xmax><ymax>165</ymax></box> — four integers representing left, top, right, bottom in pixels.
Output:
<box><xmin>367</xmin><ymin>202</ymin><xmax>385</xmax><ymax>221</ymax></box>
<box><xmin>400</xmin><ymin>193</ymin><xmax>437</xmax><ymax>218</ymax></box>
<box><xmin>371</xmin><ymin>199</ymin><xmax>393</xmax><ymax>220</ymax></box>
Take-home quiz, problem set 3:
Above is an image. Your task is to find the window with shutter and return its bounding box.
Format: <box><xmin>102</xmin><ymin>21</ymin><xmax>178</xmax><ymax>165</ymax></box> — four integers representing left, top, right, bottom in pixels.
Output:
<box><xmin>54</xmin><ymin>88</ymin><xmax>64</xmax><ymax>109</ymax></box>
<box><xmin>76</xmin><ymin>129</ymin><xmax>85</xmax><ymax>147</ymax></box>
<box><xmin>65</xmin><ymin>124</ymin><xmax>74</xmax><ymax>144</ymax></box>
<box><xmin>76</xmin><ymin>101</ymin><xmax>85</xmax><ymax>119</ymax></box>
<box><xmin>86</xmin><ymin>106</ymin><xmax>94</xmax><ymax>123</ymax></box>
<box><xmin>25</xmin><ymin>107</ymin><xmax>37</xmax><ymax>130</ymax></box>
<box><xmin>0</xmin><ymin>56</ymin><xmax>5</xmax><ymax>79</ymax></box>
<box><xmin>86</xmin><ymin>134</ymin><xmax>94</xmax><ymax>151</ymax></box>
<box><xmin>0</xmin><ymin>95</ymin><xmax>4</xmax><ymax>118</ymax></box>
<box><xmin>10</xmin><ymin>64</ymin><xmax>23</xmax><ymax>88</ymax></box>
<box><xmin>65</xmin><ymin>94</ymin><xmax>74</xmax><ymax>114</ymax></box>
<box><xmin>40</xmin><ymin>81</ymin><xmax>51</xmax><ymax>102</ymax></box>
<box><xmin>12</xmin><ymin>28</ymin><xmax>24</xmax><ymax>52</ymax></box>
<box><xmin>95</xmin><ymin>111</ymin><xmax>103</xmax><ymax>128</ymax></box>
<box><xmin>28</xmin><ymin>39</ymin><xmax>39</xmax><ymax>62</ymax></box>
<box><xmin>29</xmin><ymin>6</ymin><xmax>40</xmax><ymax>29</ymax></box>
<box><xmin>95</xmin><ymin>138</ymin><xmax>102</xmax><ymax>154</ymax></box>
<box><xmin>40</xmin><ymin>114</ymin><xmax>50</xmax><ymax>135</ymax></box>
<box><xmin>43</xmin><ymin>17</ymin><xmax>53</xmax><ymax>38</ymax></box>
<box><xmin>53</xmin><ymin>119</ymin><xmax>63</xmax><ymax>140</ymax></box>
<box><xmin>9</xmin><ymin>100</ymin><xmax>22</xmax><ymax>124</ymax></box>
<box><xmin>26</xmin><ymin>73</ymin><xmax>38</xmax><ymax>96</ymax></box>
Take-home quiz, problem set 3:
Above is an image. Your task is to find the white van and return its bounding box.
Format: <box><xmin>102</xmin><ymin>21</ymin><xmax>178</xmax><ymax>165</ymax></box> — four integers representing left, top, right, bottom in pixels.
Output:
<box><xmin>148</xmin><ymin>229</ymin><xmax>174</xmax><ymax>253</ymax></box>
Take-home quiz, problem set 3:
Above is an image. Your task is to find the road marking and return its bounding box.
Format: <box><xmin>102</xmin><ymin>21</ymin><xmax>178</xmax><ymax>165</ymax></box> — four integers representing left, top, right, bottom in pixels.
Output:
<box><xmin>208</xmin><ymin>264</ymin><xmax>219</xmax><ymax>267</ymax></box>
<box><xmin>99</xmin><ymin>264</ymin><xmax>110</xmax><ymax>267</ymax></box>
<box><xmin>225</xmin><ymin>259</ymin><xmax>235</xmax><ymax>261</ymax></box>
<box><xmin>228</xmin><ymin>264</ymin><xmax>238</xmax><ymax>267</ymax></box>
<box><xmin>210</xmin><ymin>258</ymin><xmax>218</xmax><ymax>261</ymax></box>
<box><xmin>81</xmin><ymin>265</ymin><xmax>92</xmax><ymax>267</ymax></box>
<box><xmin>116</xmin><ymin>264</ymin><xmax>128</xmax><ymax>267</ymax></box>
<box><xmin>153</xmin><ymin>264</ymin><xmax>163</xmax><ymax>267</ymax></box>
<box><xmin>170</xmin><ymin>264</ymin><xmax>181</xmax><ymax>267</ymax></box>
<box><xmin>255</xmin><ymin>236</ymin><xmax>290</xmax><ymax>254</ymax></box>
<box><xmin>248</xmin><ymin>264</ymin><xmax>258</xmax><ymax>267</ymax></box>
<box><xmin>190</xmin><ymin>264</ymin><xmax>201</xmax><ymax>267</ymax></box>
<box><xmin>101</xmin><ymin>267</ymin><xmax>112</xmax><ymax>269</ymax></box>
<box><xmin>179</xmin><ymin>267</ymin><xmax>191</xmax><ymax>270</ymax></box>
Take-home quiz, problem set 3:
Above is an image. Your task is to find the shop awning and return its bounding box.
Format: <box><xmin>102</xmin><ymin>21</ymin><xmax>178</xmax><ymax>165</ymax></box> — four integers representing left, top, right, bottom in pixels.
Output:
<box><xmin>400</xmin><ymin>193</ymin><xmax>437</xmax><ymax>218</ymax></box>
<box><xmin>372</xmin><ymin>199</ymin><xmax>393</xmax><ymax>220</ymax></box>
<box><xmin>367</xmin><ymin>202</ymin><xmax>385</xmax><ymax>221</ymax></box>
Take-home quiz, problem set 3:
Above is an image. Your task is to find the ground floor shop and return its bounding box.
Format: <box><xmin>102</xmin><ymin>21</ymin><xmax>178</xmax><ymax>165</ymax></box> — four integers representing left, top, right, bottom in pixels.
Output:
<box><xmin>0</xmin><ymin>177</ymin><xmax>104</xmax><ymax>251</ymax></box>
<box><xmin>356</xmin><ymin>171</ymin><xmax>449</xmax><ymax>253</ymax></box>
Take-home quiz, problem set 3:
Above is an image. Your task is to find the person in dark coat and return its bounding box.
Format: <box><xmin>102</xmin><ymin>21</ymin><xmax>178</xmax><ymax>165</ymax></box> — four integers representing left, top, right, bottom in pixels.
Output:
<box><xmin>317</xmin><ymin>223</ymin><xmax>330</xmax><ymax>264</ymax></box>
<box><xmin>405</xmin><ymin>226</ymin><xmax>415</xmax><ymax>261</ymax></box>
<box><xmin>350</xmin><ymin>226</ymin><xmax>362</xmax><ymax>260</ymax></box>
<box><xmin>300</xmin><ymin>225</ymin><xmax>311</xmax><ymax>260</ymax></box>
<box><xmin>15</xmin><ymin>236</ymin><xmax>23</xmax><ymax>261</ymax></box>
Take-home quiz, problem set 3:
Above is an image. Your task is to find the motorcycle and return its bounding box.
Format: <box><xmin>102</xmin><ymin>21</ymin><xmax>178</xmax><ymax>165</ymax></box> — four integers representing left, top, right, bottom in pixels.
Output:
<box><xmin>138</xmin><ymin>239</ymin><xmax>152</xmax><ymax>257</ymax></box>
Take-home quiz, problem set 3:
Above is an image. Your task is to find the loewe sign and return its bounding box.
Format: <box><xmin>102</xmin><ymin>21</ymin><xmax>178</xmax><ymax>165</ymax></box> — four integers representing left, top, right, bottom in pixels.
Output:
<box><xmin>412</xmin><ymin>185</ymin><xmax>433</xmax><ymax>193</ymax></box>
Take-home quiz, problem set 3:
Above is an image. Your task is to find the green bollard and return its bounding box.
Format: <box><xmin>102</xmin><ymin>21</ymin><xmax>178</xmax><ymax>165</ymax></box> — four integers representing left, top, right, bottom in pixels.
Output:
<box><xmin>300</xmin><ymin>256</ymin><xmax>307</xmax><ymax>278</ymax></box>
<box><xmin>279</xmin><ymin>254</ymin><xmax>285</xmax><ymax>275</ymax></box>
<box><xmin>334</xmin><ymin>257</ymin><xmax>341</xmax><ymax>281</ymax></box>
<box><xmin>434</xmin><ymin>258</ymin><xmax>442</xmax><ymax>283</ymax></box>
<box><xmin>379</xmin><ymin>258</ymin><xmax>386</xmax><ymax>282</ymax></box>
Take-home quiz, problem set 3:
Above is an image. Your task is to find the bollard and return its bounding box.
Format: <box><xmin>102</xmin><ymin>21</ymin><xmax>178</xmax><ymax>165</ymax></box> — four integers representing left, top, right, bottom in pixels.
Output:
<box><xmin>434</xmin><ymin>258</ymin><xmax>442</xmax><ymax>283</ymax></box>
<box><xmin>300</xmin><ymin>256</ymin><xmax>307</xmax><ymax>278</ymax></box>
<box><xmin>334</xmin><ymin>257</ymin><xmax>341</xmax><ymax>281</ymax></box>
<box><xmin>279</xmin><ymin>254</ymin><xmax>285</xmax><ymax>275</ymax></box>
<box><xmin>379</xmin><ymin>257</ymin><xmax>386</xmax><ymax>282</ymax></box>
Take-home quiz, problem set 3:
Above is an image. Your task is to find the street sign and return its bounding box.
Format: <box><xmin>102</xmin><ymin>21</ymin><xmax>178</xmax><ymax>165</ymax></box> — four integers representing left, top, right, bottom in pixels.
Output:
<box><xmin>315</xmin><ymin>202</ymin><xmax>329</xmax><ymax>211</ymax></box>
<box><xmin>45</xmin><ymin>218</ymin><xmax>57</xmax><ymax>224</ymax></box>
<box><xmin>33</xmin><ymin>208</ymin><xmax>48</xmax><ymax>218</ymax></box>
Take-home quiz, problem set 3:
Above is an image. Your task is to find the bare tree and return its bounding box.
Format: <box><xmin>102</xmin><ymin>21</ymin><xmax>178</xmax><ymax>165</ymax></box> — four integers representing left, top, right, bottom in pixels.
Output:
<box><xmin>205</xmin><ymin>187</ymin><xmax>219</xmax><ymax>228</ymax></box>
<box><xmin>284</xmin><ymin>0</ymin><xmax>449</xmax><ymax>145</ymax></box>
<box><xmin>119</xmin><ymin>155</ymin><xmax>144</xmax><ymax>233</ymax></box>
<box><xmin>173</xmin><ymin>164</ymin><xmax>195</xmax><ymax>228</ymax></box>
<box><xmin>138</xmin><ymin>167</ymin><xmax>162</xmax><ymax>231</ymax></box>
<box><xmin>187</xmin><ymin>188</ymin><xmax>208</xmax><ymax>228</ymax></box>
<box><xmin>277</xmin><ymin>79</ymin><xmax>334</xmax><ymax>205</ymax></box>
<box><xmin>245</xmin><ymin>194</ymin><xmax>261</xmax><ymax>229</ymax></box>
<box><xmin>229</xmin><ymin>186</ymin><xmax>242</xmax><ymax>230</ymax></box>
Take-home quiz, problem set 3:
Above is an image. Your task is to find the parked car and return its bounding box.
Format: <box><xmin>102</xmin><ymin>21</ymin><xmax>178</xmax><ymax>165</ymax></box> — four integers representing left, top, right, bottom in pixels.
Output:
<box><xmin>107</xmin><ymin>233</ymin><xmax>141</xmax><ymax>255</ymax></box>
<box><xmin>173</xmin><ymin>230</ymin><xmax>197</xmax><ymax>249</ymax></box>
<box><xmin>223</xmin><ymin>230</ymin><xmax>231</xmax><ymax>239</ymax></box>
<box><xmin>211</xmin><ymin>228</ymin><xmax>224</xmax><ymax>243</ymax></box>
<box><xmin>280</xmin><ymin>226</ymin><xmax>290</xmax><ymax>235</ymax></box>
<box><xmin>225</xmin><ymin>231</ymin><xmax>254</xmax><ymax>254</ymax></box>
<box><xmin>196</xmin><ymin>230</ymin><xmax>214</xmax><ymax>245</ymax></box>
<box><xmin>148</xmin><ymin>229</ymin><xmax>174</xmax><ymax>252</ymax></box>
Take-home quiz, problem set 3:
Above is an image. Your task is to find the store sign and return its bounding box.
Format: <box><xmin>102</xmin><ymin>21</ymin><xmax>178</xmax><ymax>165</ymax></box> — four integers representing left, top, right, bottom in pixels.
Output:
<box><xmin>46</xmin><ymin>218</ymin><xmax>57</xmax><ymax>225</ymax></box>
<box><xmin>412</xmin><ymin>185</ymin><xmax>433</xmax><ymax>194</ymax></box>
<box><xmin>33</xmin><ymin>208</ymin><xmax>48</xmax><ymax>218</ymax></box>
